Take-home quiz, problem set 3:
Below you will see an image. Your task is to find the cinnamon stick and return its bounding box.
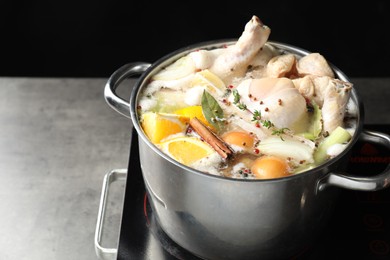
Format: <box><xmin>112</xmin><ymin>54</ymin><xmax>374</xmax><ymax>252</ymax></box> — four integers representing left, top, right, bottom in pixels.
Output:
<box><xmin>189</xmin><ymin>117</ymin><xmax>233</xmax><ymax>159</ymax></box>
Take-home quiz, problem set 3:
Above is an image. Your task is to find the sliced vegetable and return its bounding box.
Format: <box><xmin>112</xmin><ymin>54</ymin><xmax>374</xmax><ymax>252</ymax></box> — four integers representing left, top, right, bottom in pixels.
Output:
<box><xmin>299</xmin><ymin>101</ymin><xmax>322</xmax><ymax>140</ymax></box>
<box><xmin>152</xmin><ymin>56</ymin><xmax>195</xmax><ymax>81</ymax></box>
<box><xmin>154</xmin><ymin>90</ymin><xmax>188</xmax><ymax>113</ymax></box>
<box><xmin>257</xmin><ymin>136</ymin><xmax>314</xmax><ymax>163</ymax></box>
<box><xmin>293</xmin><ymin>163</ymin><xmax>316</xmax><ymax>174</ymax></box>
<box><xmin>314</xmin><ymin>126</ymin><xmax>351</xmax><ymax>164</ymax></box>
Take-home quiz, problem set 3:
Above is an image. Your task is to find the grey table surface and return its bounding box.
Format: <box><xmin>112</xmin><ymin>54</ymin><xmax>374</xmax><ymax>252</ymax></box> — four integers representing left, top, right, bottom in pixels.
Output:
<box><xmin>0</xmin><ymin>77</ymin><xmax>389</xmax><ymax>260</ymax></box>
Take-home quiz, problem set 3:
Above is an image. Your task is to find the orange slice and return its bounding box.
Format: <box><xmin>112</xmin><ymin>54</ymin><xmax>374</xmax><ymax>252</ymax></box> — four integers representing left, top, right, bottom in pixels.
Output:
<box><xmin>174</xmin><ymin>106</ymin><xmax>214</xmax><ymax>129</ymax></box>
<box><xmin>159</xmin><ymin>136</ymin><xmax>215</xmax><ymax>166</ymax></box>
<box><xmin>140</xmin><ymin>112</ymin><xmax>186</xmax><ymax>144</ymax></box>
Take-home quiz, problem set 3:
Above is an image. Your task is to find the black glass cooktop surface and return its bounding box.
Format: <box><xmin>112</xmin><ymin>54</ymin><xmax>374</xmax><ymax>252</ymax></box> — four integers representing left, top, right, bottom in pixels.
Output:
<box><xmin>117</xmin><ymin>125</ymin><xmax>390</xmax><ymax>260</ymax></box>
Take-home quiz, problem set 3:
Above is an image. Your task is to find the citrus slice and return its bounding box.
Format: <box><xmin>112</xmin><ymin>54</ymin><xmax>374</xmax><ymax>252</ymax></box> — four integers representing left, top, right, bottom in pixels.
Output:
<box><xmin>174</xmin><ymin>106</ymin><xmax>214</xmax><ymax>129</ymax></box>
<box><xmin>159</xmin><ymin>136</ymin><xmax>215</xmax><ymax>166</ymax></box>
<box><xmin>191</xmin><ymin>69</ymin><xmax>226</xmax><ymax>94</ymax></box>
<box><xmin>140</xmin><ymin>112</ymin><xmax>186</xmax><ymax>144</ymax></box>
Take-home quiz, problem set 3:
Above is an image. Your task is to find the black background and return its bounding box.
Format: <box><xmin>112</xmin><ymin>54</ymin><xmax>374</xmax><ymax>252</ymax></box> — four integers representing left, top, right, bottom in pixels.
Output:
<box><xmin>2</xmin><ymin>1</ymin><xmax>390</xmax><ymax>78</ymax></box>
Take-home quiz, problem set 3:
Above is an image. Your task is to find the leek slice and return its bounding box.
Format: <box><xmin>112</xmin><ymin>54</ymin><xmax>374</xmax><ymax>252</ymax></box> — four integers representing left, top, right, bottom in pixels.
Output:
<box><xmin>314</xmin><ymin>126</ymin><xmax>351</xmax><ymax>164</ymax></box>
<box><xmin>299</xmin><ymin>101</ymin><xmax>322</xmax><ymax>140</ymax></box>
<box><xmin>293</xmin><ymin>163</ymin><xmax>316</xmax><ymax>174</ymax></box>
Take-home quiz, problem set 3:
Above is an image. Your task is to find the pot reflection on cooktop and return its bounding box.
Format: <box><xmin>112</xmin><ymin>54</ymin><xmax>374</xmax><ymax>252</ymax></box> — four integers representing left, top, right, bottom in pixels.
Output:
<box><xmin>117</xmin><ymin>125</ymin><xmax>390</xmax><ymax>260</ymax></box>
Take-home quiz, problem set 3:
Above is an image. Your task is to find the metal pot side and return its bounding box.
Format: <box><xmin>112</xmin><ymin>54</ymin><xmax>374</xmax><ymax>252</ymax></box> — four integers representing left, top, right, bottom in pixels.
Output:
<box><xmin>103</xmin><ymin>40</ymin><xmax>390</xmax><ymax>260</ymax></box>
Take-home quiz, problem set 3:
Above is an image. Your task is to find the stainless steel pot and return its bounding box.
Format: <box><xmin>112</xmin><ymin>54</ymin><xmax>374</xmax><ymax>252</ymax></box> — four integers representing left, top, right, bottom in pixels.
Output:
<box><xmin>104</xmin><ymin>40</ymin><xmax>390</xmax><ymax>260</ymax></box>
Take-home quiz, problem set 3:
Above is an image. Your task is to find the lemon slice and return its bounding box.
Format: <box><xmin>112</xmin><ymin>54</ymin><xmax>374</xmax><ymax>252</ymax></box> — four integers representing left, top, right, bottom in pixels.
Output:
<box><xmin>191</xmin><ymin>69</ymin><xmax>226</xmax><ymax>94</ymax></box>
<box><xmin>152</xmin><ymin>56</ymin><xmax>196</xmax><ymax>81</ymax></box>
<box><xmin>174</xmin><ymin>106</ymin><xmax>214</xmax><ymax>129</ymax></box>
<box><xmin>159</xmin><ymin>136</ymin><xmax>215</xmax><ymax>166</ymax></box>
<box><xmin>140</xmin><ymin>112</ymin><xmax>186</xmax><ymax>144</ymax></box>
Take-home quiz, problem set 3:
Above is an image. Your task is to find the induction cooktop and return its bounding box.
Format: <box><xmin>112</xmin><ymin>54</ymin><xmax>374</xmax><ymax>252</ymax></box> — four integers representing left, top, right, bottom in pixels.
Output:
<box><xmin>115</xmin><ymin>124</ymin><xmax>390</xmax><ymax>260</ymax></box>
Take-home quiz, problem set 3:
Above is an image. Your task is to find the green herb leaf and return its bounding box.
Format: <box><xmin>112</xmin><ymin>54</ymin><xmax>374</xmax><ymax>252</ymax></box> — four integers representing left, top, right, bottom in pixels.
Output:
<box><xmin>272</xmin><ymin>127</ymin><xmax>290</xmax><ymax>141</ymax></box>
<box><xmin>262</xmin><ymin>120</ymin><xmax>274</xmax><ymax>129</ymax></box>
<box><xmin>201</xmin><ymin>90</ymin><xmax>225</xmax><ymax>133</ymax></box>
<box><xmin>237</xmin><ymin>103</ymin><xmax>247</xmax><ymax>110</ymax></box>
<box><xmin>232</xmin><ymin>89</ymin><xmax>248</xmax><ymax>111</ymax></box>
<box><xmin>252</xmin><ymin>110</ymin><xmax>262</xmax><ymax>122</ymax></box>
<box><xmin>232</xmin><ymin>89</ymin><xmax>241</xmax><ymax>104</ymax></box>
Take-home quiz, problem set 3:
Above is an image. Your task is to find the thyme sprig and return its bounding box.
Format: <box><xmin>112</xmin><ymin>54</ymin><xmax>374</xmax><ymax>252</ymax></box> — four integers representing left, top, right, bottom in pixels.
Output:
<box><xmin>272</xmin><ymin>127</ymin><xmax>290</xmax><ymax>141</ymax></box>
<box><xmin>262</xmin><ymin>119</ymin><xmax>274</xmax><ymax>129</ymax></box>
<box><xmin>231</xmin><ymin>90</ymin><xmax>288</xmax><ymax>140</ymax></box>
<box><xmin>232</xmin><ymin>89</ymin><xmax>247</xmax><ymax>111</ymax></box>
<box><xmin>251</xmin><ymin>110</ymin><xmax>274</xmax><ymax>129</ymax></box>
<box><xmin>252</xmin><ymin>110</ymin><xmax>261</xmax><ymax>122</ymax></box>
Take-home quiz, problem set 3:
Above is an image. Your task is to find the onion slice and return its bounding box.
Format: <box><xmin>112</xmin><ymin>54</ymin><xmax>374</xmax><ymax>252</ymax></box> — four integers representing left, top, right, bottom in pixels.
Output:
<box><xmin>257</xmin><ymin>136</ymin><xmax>314</xmax><ymax>163</ymax></box>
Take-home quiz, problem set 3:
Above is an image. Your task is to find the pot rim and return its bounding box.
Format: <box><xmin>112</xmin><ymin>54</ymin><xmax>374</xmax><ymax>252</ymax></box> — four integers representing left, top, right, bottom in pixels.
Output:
<box><xmin>130</xmin><ymin>39</ymin><xmax>365</xmax><ymax>183</ymax></box>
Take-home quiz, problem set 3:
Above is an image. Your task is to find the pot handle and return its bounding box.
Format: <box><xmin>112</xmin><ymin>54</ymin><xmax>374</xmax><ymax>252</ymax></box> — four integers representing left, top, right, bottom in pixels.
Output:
<box><xmin>318</xmin><ymin>130</ymin><xmax>390</xmax><ymax>192</ymax></box>
<box><xmin>104</xmin><ymin>62</ymin><xmax>151</xmax><ymax>118</ymax></box>
<box><xmin>94</xmin><ymin>169</ymin><xmax>127</xmax><ymax>260</ymax></box>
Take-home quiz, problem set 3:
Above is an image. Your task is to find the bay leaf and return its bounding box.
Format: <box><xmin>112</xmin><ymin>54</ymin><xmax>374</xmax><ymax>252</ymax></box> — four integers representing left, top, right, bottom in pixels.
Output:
<box><xmin>201</xmin><ymin>90</ymin><xmax>225</xmax><ymax>133</ymax></box>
